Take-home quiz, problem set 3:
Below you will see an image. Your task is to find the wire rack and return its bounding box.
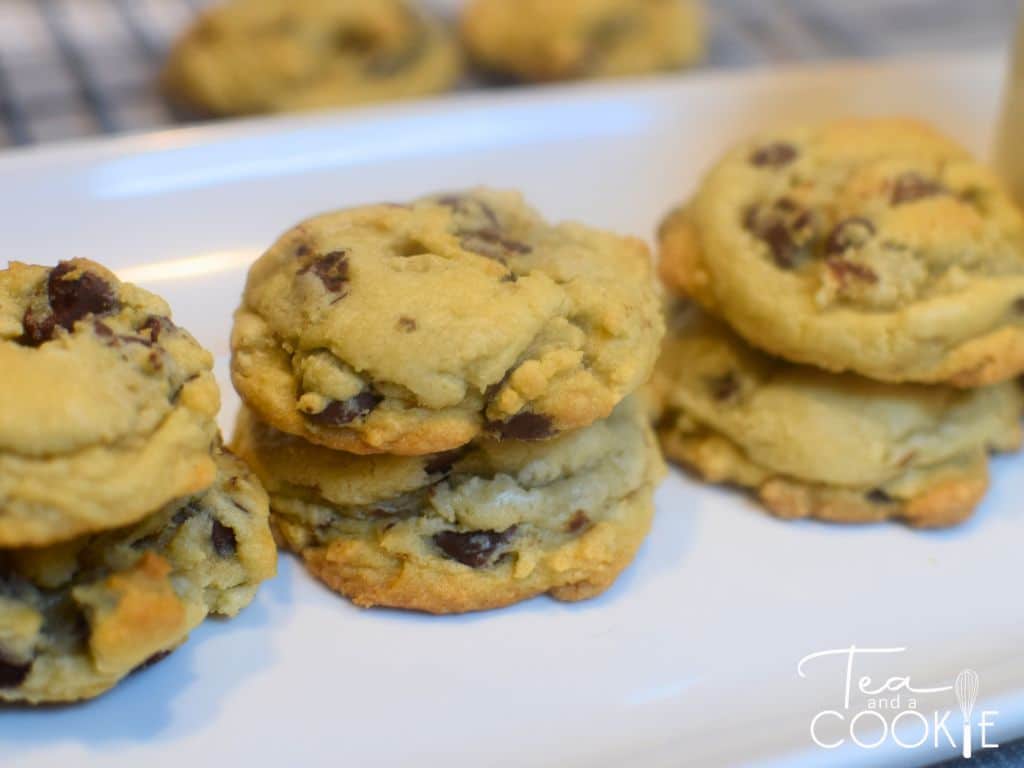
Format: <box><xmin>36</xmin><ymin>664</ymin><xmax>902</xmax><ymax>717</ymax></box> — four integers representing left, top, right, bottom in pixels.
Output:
<box><xmin>0</xmin><ymin>0</ymin><xmax>1017</xmax><ymax>147</ymax></box>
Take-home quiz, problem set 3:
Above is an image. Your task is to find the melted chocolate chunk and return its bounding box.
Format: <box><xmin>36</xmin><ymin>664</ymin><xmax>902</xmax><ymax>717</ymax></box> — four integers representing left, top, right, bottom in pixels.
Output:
<box><xmin>433</xmin><ymin>527</ymin><xmax>517</xmax><ymax>568</ymax></box>
<box><xmin>17</xmin><ymin>262</ymin><xmax>118</xmax><ymax>346</ymax></box>
<box><xmin>866</xmin><ymin>489</ymin><xmax>893</xmax><ymax>504</ymax></box>
<box><xmin>18</xmin><ymin>306</ymin><xmax>55</xmax><ymax>347</ymax></box>
<box><xmin>489</xmin><ymin>411</ymin><xmax>554</xmax><ymax>440</ymax></box>
<box><xmin>140</xmin><ymin>315</ymin><xmax>174</xmax><ymax>343</ymax></box>
<box><xmin>0</xmin><ymin>654</ymin><xmax>32</xmax><ymax>688</ymax></box>
<box><xmin>397</xmin><ymin>316</ymin><xmax>418</xmax><ymax>332</ymax></box>
<box><xmin>48</xmin><ymin>261</ymin><xmax>118</xmax><ymax>332</ymax></box>
<box><xmin>300</xmin><ymin>250</ymin><xmax>350</xmax><ymax>294</ymax></box>
<box><xmin>750</xmin><ymin>143</ymin><xmax>798</xmax><ymax>168</ymax></box>
<box><xmin>824</xmin><ymin>218</ymin><xmax>876</xmax><ymax>255</ymax></box>
<box><xmin>826</xmin><ymin>258</ymin><xmax>878</xmax><ymax>286</ymax></box>
<box><xmin>460</xmin><ymin>228</ymin><xmax>532</xmax><ymax>262</ymax></box>
<box><xmin>566</xmin><ymin>510</ymin><xmax>591</xmax><ymax>534</ymax></box>
<box><xmin>211</xmin><ymin>520</ymin><xmax>238</xmax><ymax>557</ymax></box>
<box><xmin>435</xmin><ymin>194</ymin><xmax>500</xmax><ymax>227</ymax></box>
<box><xmin>93</xmin><ymin>320</ymin><xmax>115</xmax><ymax>341</ymax></box>
<box><xmin>891</xmin><ymin>173</ymin><xmax>946</xmax><ymax>205</ymax></box>
<box><xmin>743</xmin><ymin>199</ymin><xmax>817</xmax><ymax>270</ymax></box>
<box><xmin>424</xmin><ymin>450</ymin><xmax>464</xmax><ymax>477</ymax></box>
<box><xmin>707</xmin><ymin>372</ymin><xmax>740</xmax><ymax>401</ymax></box>
<box><xmin>306</xmin><ymin>390</ymin><xmax>383</xmax><ymax>427</ymax></box>
<box><xmin>1014</xmin><ymin>297</ymin><xmax>1024</xmax><ymax>315</ymax></box>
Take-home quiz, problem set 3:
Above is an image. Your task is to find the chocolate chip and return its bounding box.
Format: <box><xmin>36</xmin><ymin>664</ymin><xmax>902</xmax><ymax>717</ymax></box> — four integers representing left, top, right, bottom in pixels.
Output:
<box><xmin>424</xmin><ymin>450</ymin><xmax>464</xmax><ymax>477</ymax></box>
<box><xmin>0</xmin><ymin>653</ymin><xmax>32</xmax><ymax>688</ymax></box>
<box><xmin>748</xmin><ymin>217</ymin><xmax>798</xmax><ymax>269</ymax></box>
<box><xmin>433</xmin><ymin>527</ymin><xmax>517</xmax><ymax>568</ymax></box>
<box><xmin>707</xmin><ymin>372</ymin><xmax>740</xmax><ymax>401</ymax></box>
<box><xmin>891</xmin><ymin>173</ymin><xmax>946</xmax><ymax>205</ymax></box>
<box><xmin>826</xmin><ymin>258</ymin><xmax>878</xmax><ymax>286</ymax></box>
<box><xmin>566</xmin><ymin>510</ymin><xmax>591</xmax><ymax>534</ymax></box>
<box><xmin>306</xmin><ymin>389</ymin><xmax>383</xmax><ymax>427</ymax></box>
<box><xmin>1014</xmin><ymin>298</ymin><xmax>1024</xmax><ymax>315</ymax></box>
<box><xmin>18</xmin><ymin>306</ymin><xmax>55</xmax><ymax>347</ymax></box>
<box><xmin>48</xmin><ymin>261</ymin><xmax>118</xmax><ymax>333</ymax></box>
<box><xmin>824</xmin><ymin>218</ymin><xmax>876</xmax><ymax>255</ymax></box>
<box><xmin>743</xmin><ymin>202</ymin><xmax>816</xmax><ymax>270</ymax></box>
<box><xmin>132</xmin><ymin>649</ymin><xmax>172</xmax><ymax>674</ymax></box>
<box><xmin>295</xmin><ymin>243</ymin><xmax>312</xmax><ymax>258</ymax></box>
<box><xmin>435</xmin><ymin>194</ymin><xmax>500</xmax><ymax>228</ymax></box>
<box><xmin>139</xmin><ymin>315</ymin><xmax>174</xmax><ymax>343</ymax></box>
<box><xmin>866</xmin><ymin>489</ymin><xmax>893</xmax><ymax>504</ymax></box>
<box><xmin>397</xmin><ymin>316</ymin><xmax>417</xmax><ymax>332</ymax></box>
<box><xmin>211</xmin><ymin>520</ymin><xmax>237</xmax><ymax>557</ymax></box>
<box><xmin>460</xmin><ymin>228</ymin><xmax>532</xmax><ymax>262</ymax></box>
<box><xmin>93</xmin><ymin>320</ymin><xmax>115</xmax><ymax>340</ymax></box>
<box><xmin>300</xmin><ymin>250</ymin><xmax>350</xmax><ymax>294</ymax></box>
<box><xmin>489</xmin><ymin>411</ymin><xmax>554</xmax><ymax>440</ymax></box>
<box><xmin>750</xmin><ymin>143</ymin><xmax>798</xmax><ymax>168</ymax></box>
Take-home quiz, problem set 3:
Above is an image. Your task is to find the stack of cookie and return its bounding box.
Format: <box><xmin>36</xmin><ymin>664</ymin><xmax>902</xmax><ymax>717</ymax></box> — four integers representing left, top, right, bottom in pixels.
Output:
<box><xmin>651</xmin><ymin>118</ymin><xmax>1024</xmax><ymax>527</ymax></box>
<box><xmin>0</xmin><ymin>260</ymin><xmax>276</xmax><ymax>703</ymax></box>
<box><xmin>229</xmin><ymin>189</ymin><xmax>665</xmax><ymax>613</ymax></box>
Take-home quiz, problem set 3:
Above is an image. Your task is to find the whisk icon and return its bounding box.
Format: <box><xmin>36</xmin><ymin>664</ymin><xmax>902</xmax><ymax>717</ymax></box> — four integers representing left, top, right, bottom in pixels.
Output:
<box><xmin>956</xmin><ymin>669</ymin><xmax>980</xmax><ymax>759</ymax></box>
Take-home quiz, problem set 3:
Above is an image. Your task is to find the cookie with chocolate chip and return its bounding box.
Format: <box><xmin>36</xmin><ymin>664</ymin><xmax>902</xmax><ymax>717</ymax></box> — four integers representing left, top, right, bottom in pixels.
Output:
<box><xmin>231</xmin><ymin>188</ymin><xmax>663</xmax><ymax>455</ymax></box>
<box><xmin>650</xmin><ymin>302</ymin><xmax>1023</xmax><ymax>527</ymax></box>
<box><xmin>231</xmin><ymin>396</ymin><xmax>661</xmax><ymax>614</ymax></box>
<box><xmin>0</xmin><ymin>260</ymin><xmax>221</xmax><ymax>547</ymax></box>
<box><xmin>461</xmin><ymin>0</ymin><xmax>704</xmax><ymax>82</ymax></box>
<box><xmin>163</xmin><ymin>0</ymin><xmax>460</xmax><ymax>116</ymax></box>
<box><xmin>659</xmin><ymin>118</ymin><xmax>1024</xmax><ymax>385</ymax></box>
<box><xmin>0</xmin><ymin>450</ymin><xmax>276</xmax><ymax>704</ymax></box>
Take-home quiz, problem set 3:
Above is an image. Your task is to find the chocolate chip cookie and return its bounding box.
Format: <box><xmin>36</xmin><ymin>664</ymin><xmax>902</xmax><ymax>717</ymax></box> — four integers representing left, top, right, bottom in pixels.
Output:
<box><xmin>231</xmin><ymin>189</ymin><xmax>663</xmax><ymax>455</ymax></box>
<box><xmin>0</xmin><ymin>260</ymin><xmax>220</xmax><ymax>547</ymax></box>
<box><xmin>232</xmin><ymin>396</ymin><xmax>661</xmax><ymax>614</ymax></box>
<box><xmin>659</xmin><ymin>118</ymin><xmax>1024</xmax><ymax>386</ymax></box>
<box><xmin>461</xmin><ymin>0</ymin><xmax>704</xmax><ymax>82</ymax></box>
<box><xmin>163</xmin><ymin>0</ymin><xmax>460</xmax><ymax>116</ymax></box>
<box><xmin>650</xmin><ymin>302</ymin><xmax>1023</xmax><ymax>527</ymax></box>
<box><xmin>0</xmin><ymin>450</ymin><xmax>276</xmax><ymax>704</ymax></box>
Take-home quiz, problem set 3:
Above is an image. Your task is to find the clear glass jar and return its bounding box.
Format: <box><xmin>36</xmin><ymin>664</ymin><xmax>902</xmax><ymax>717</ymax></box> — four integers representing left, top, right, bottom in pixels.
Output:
<box><xmin>996</xmin><ymin>4</ymin><xmax>1024</xmax><ymax>204</ymax></box>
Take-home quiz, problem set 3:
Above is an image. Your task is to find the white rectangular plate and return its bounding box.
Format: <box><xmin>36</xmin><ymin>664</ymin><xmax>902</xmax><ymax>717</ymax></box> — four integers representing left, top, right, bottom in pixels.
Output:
<box><xmin>2</xmin><ymin>53</ymin><xmax>1022</xmax><ymax>768</ymax></box>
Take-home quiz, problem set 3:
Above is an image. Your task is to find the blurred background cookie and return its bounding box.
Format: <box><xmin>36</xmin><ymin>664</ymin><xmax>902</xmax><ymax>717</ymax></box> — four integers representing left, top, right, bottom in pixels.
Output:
<box><xmin>460</xmin><ymin>0</ymin><xmax>704</xmax><ymax>82</ymax></box>
<box><xmin>163</xmin><ymin>0</ymin><xmax>461</xmax><ymax>116</ymax></box>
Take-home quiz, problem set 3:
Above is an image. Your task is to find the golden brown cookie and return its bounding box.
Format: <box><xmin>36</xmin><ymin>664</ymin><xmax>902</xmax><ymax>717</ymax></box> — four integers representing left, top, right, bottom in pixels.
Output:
<box><xmin>650</xmin><ymin>302</ymin><xmax>1023</xmax><ymax>527</ymax></box>
<box><xmin>163</xmin><ymin>0</ymin><xmax>461</xmax><ymax>116</ymax></box>
<box><xmin>231</xmin><ymin>189</ymin><xmax>663</xmax><ymax>455</ymax></box>
<box><xmin>0</xmin><ymin>260</ymin><xmax>220</xmax><ymax>547</ymax></box>
<box><xmin>659</xmin><ymin>118</ymin><xmax>1024</xmax><ymax>386</ymax></box>
<box><xmin>232</xmin><ymin>397</ymin><xmax>662</xmax><ymax>614</ymax></box>
<box><xmin>0</xmin><ymin>451</ymin><xmax>276</xmax><ymax>704</ymax></box>
<box><xmin>461</xmin><ymin>0</ymin><xmax>704</xmax><ymax>82</ymax></box>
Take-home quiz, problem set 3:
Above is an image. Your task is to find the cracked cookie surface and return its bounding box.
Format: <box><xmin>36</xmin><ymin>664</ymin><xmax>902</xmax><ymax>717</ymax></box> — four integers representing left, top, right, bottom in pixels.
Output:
<box><xmin>650</xmin><ymin>303</ymin><xmax>1023</xmax><ymax>527</ymax></box>
<box><xmin>163</xmin><ymin>0</ymin><xmax>461</xmax><ymax>116</ymax></box>
<box><xmin>231</xmin><ymin>188</ymin><xmax>663</xmax><ymax>455</ymax></box>
<box><xmin>0</xmin><ymin>260</ymin><xmax>220</xmax><ymax>547</ymax></box>
<box><xmin>461</xmin><ymin>0</ymin><xmax>704</xmax><ymax>82</ymax></box>
<box><xmin>231</xmin><ymin>397</ymin><xmax>661</xmax><ymax>614</ymax></box>
<box><xmin>659</xmin><ymin>118</ymin><xmax>1024</xmax><ymax>385</ymax></box>
<box><xmin>0</xmin><ymin>450</ymin><xmax>276</xmax><ymax>704</ymax></box>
